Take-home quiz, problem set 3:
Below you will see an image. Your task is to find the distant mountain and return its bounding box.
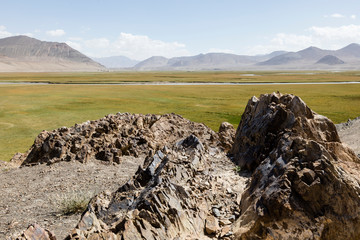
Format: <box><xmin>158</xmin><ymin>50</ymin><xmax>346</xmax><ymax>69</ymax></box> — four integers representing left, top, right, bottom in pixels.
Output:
<box><xmin>258</xmin><ymin>43</ymin><xmax>360</xmax><ymax>69</ymax></box>
<box><xmin>0</xmin><ymin>35</ymin><xmax>105</xmax><ymax>72</ymax></box>
<box><xmin>93</xmin><ymin>56</ymin><xmax>139</xmax><ymax>68</ymax></box>
<box><xmin>133</xmin><ymin>45</ymin><xmax>360</xmax><ymax>70</ymax></box>
<box><xmin>336</xmin><ymin>43</ymin><xmax>360</xmax><ymax>58</ymax></box>
<box><xmin>316</xmin><ymin>55</ymin><xmax>344</xmax><ymax>65</ymax></box>
<box><xmin>259</xmin><ymin>46</ymin><xmax>333</xmax><ymax>66</ymax></box>
<box><xmin>134</xmin><ymin>56</ymin><xmax>169</xmax><ymax>70</ymax></box>
<box><xmin>133</xmin><ymin>52</ymin><xmax>275</xmax><ymax>71</ymax></box>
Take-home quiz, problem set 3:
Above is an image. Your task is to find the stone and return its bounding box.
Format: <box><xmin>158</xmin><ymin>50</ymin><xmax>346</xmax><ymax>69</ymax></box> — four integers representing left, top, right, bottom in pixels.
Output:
<box><xmin>205</xmin><ymin>215</ymin><xmax>219</xmax><ymax>235</ymax></box>
<box><xmin>218</xmin><ymin>122</ymin><xmax>235</xmax><ymax>152</ymax></box>
<box><xmin>231</xmin><ymin>92</ymin><xmax>360</xmax><ymax>240</ymax></box>
<box><xmin>15</xmin><ymin>224</ymin><xmax>56</xmax><ymax>240</ymax></box>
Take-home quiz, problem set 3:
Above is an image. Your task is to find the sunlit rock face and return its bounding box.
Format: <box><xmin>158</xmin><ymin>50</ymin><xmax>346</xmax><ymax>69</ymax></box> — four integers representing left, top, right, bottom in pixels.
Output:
<box><xmin>231</xmin><ymin>92</ymin><xmax>360</xmax><ymax>240</ymax></box>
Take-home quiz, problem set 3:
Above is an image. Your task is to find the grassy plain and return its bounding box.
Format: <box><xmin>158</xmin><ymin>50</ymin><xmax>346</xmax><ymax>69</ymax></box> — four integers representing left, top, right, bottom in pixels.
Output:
<box><xmin>0</xmin><ymin>71</ymin><xmax>360</xmax><ymax>84</ymax></box>
<box><xmin>1</xmin><ymin>71</ymin><xmax>360</xmax><ymax>161</ymax></box>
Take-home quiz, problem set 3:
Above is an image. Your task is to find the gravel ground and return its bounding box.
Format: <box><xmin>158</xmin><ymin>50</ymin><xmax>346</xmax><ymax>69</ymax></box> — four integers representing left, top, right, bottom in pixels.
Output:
<box><xmin>336</xmin><ymin>117</ymin><xmax>360</xmax><ymax>156</ymax></box>
<box><xmin>0</xmin><ymin>156</ymin><xmax>144</xmax><ymax>239</ymax></box>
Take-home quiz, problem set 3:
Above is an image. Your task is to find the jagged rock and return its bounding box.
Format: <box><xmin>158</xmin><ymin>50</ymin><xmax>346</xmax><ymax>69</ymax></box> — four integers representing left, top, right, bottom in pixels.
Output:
<box><xmin>65</xmin><ymin>134</ymin><xmax>248</xmax><ymax>239</ymax></box>
<box><xmin>15</xmin><ymin>113</ymin><xmax>221</xmax><ymax>166</ymax></box>
<box><xmin>13</xmin><ymin>224</ymin><xmax>56</xmax><ymax>240</ymax></box>
<box><xmin>218</xmin><ymin>122</ymin><xmax>235</xmax><ymax>152</ymax></box>
<box><xmin>10</xmin><ymin>92</ymin><xmax>360</xmax><ymax>240</ymax></box>
<box><xmin>231</xmin><ymin>92</ymin><xmax>360</xmax><ymax>239</ymax></box>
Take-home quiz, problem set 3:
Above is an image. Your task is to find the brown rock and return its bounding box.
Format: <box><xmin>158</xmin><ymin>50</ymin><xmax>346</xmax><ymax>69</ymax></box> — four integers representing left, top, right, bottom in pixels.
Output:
<box><xmin>16</xmin><ymin>113</ymin><xmax>220</xmax><ymax>166</ymax></box>
<box><xmin>14</xmin><ymin>224</ymin><xmax>56</xmax><ymax>240</ymax></box>
<box><xmin>231</xmin><ymin>92</ymin><xmax>360</xmax><ymax>240</ymax></box>
<box><xmin>218</xmin><ymin>122</ymin><xmax>235</xmax><ymax>152</ymax></box>
<box><xmin>205</xmin><ymin>215</ymin><xmax>219</xmax><ymax>235</ymax></box>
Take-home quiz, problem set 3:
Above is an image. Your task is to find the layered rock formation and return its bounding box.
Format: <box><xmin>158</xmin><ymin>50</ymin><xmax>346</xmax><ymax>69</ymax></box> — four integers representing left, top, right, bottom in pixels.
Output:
<box><xmin>16</xmin><ymin>113</ymin><xmax>234</xmax><ymax>167</ymax></box>
<box><xmin>11</xmin><ymin>93</ymin><xmax>360</xmax><ymax>240</ymax></box>
<box><xmin>231</xmin><ymin>93</ymin><xmax>360</xmax><ymax>239</ymax></box>
<box><xmin>66</xmin><ymin>135</ymin><xmax>248</xmax><ymax>239</ymax></box>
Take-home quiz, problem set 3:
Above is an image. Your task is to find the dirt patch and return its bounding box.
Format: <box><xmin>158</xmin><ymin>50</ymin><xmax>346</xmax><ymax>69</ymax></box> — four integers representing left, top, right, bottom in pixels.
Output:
<box><xmin>0</xmin><ymin>157</ymin><xmax>144</xmax><ymax>239</ymax></box>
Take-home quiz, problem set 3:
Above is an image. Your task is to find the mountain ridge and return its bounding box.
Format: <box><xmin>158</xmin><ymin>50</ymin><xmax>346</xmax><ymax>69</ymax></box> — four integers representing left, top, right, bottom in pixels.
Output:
<box><xmin>133</xmin><ymin>43</ymin><xmax>360</xmax><ymax>71</ymax></box>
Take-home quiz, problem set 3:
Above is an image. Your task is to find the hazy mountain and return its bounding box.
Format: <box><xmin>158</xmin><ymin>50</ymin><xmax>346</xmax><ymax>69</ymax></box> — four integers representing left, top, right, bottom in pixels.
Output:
<box><xmin>259</xmin><ymin>43</ymin><xmax>360</xmax><ymax>69</ymax></box>
<box><xmin>93</xmin><ymin>56</ymin><xmax>139</xmax><ymax>68</ymax></box>
<box><xmin>134</xmin><ymin>56</ymin><xmax>170</xmax><ymax>70</ymax></box>
<box><xmin>133</xmin><ymin>45</ymin><xmax>360</xmax><ymax>70</ymax></box>
<box><xmin>134</xmin><ymin>52</ymin><xmax>275</xmax><ymax>71</ymax></box>
<box><xmin>316</xmin><ymin>55</ymin><xmax>345</xmax><ymax>65</ymax></box>
<box><xmin>259</xmin><ymin>46</ymin><xmax>333</xmax><ymax>65</ymax></box>
<box><xmin>336</xmin><ymin>43</ymin><xmax>360</xmax><ymax>58</ymax></box>
<box><xmin>0</xmin><ymin>35</ymin><xmax>105</xmax><ymax>72</ymax></box>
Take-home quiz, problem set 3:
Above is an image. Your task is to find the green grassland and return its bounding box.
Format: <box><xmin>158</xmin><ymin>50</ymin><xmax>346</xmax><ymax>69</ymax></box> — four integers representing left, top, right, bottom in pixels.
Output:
<box><xmin>1</xmin><ymin>72</ymin><xmax>360</xmax><ymax>161</ymax></box>
<box><xmin>0</xmin><ymin>71</ymin><xmax>360</xmax><ymax>84</ymax></box>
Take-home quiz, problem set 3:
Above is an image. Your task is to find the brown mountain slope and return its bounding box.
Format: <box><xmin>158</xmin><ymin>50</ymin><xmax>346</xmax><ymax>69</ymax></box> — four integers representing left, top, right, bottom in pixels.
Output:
<box><xmin>0</xmin><ymin>35</ymin><xmax>105</xmax><ymax>72</ymax></box>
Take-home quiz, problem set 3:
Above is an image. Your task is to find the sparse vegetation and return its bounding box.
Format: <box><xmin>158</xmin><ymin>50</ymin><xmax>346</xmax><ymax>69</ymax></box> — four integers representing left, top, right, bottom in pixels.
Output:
<box><xmin>233</xmin><ymin>166</ymin><xmax>242</xmax><ymax>173</ymax></box>
<box><xmin>53</xmin><ymin>190</ymin><xmax>93</xmax><ymax>216</ymax></box>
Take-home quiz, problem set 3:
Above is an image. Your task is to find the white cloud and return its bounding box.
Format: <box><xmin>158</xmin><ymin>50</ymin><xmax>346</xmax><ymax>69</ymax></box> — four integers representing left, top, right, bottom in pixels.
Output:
<box><xmin>247</xmin><ymin>24</ymin><xmax>360</xmax><ymax>55</ymax></box>
<box><xmin>330</xmin><ymin>13</ymin><xmax>345</xmax><ymax>18</ymax></box>
<box><xmin>310</xmin><ymin>24</ymin><xmax>360</xmax><ymax>40</ymax></box>
<box><xmin>65</xmin><ymin>33</ymin><xmax>190</xmax><ymax>60</ymax></box>
<box><xmin>0</xmin><ymin>25</ymin><xmax>12</xmax><ymax>38</ymax></box>
<box><xmin>351</xmin><ymin>15</ymin><xmax>357</xmax><ymax>19</ymax></box>
<box><xmin>110</xmin><ymin>33</ymin><xmax>190</xmax><ymax>60</ymax></box>
<box><xmin>46</xmin><ymin>29</ymin><xmax>66</xmax><ymax>37</ymax></box>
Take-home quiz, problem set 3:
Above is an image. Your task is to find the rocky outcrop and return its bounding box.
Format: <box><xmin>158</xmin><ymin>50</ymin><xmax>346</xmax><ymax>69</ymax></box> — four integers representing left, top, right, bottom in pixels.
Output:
<box><xmin>16</xmin><ymin>113</ymin><xmax>234</xmax><ymax>166</ymax></box>
<box><xmin>66</xmin><ymin>134</ymin><xmax>248</xmax><ymax>239</ymax></box>
<box><xmin>231</xmin><ymin>92</ymin><xmax>360</xmax><ymax>239</ymax></box>
<box><xmin>10</xmin><ymin>93</ymin><xmax>360</xmax><ymax>240</ymax></box>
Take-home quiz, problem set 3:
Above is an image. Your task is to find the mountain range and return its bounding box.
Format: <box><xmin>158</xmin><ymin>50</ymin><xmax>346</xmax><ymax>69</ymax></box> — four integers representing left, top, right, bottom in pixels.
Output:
<box><xmin>132</xmin><ymin>44</ymin><xmax>360</xmax><ymax>71</ymax></box>
<box><xmin>1</xmin><ymin>35</ymin><xmax>360</xmax><ymax>72</ymax></box>
<box><xmin>0</xmin><ymin>35</ymin><xmax>104</xmax><ymax>72</ymax></box>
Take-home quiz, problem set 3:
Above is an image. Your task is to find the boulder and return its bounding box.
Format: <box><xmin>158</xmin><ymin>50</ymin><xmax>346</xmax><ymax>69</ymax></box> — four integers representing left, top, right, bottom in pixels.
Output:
<box><xmin>13</xmin><ymin>224</ymin><xmax>56</xmax><ymax>240</ymax></box>
<box><xmin>231</xmin><ymin>92</ymin><xmax>360</xmax><ymax>239</ymax></box>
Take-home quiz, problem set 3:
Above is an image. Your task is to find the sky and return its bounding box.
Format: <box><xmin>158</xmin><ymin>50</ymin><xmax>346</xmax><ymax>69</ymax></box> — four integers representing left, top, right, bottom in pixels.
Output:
<box><xmin>1</xmin><ymin>0</ymin><xmax>360</xmax><ymax>60</ymax></box>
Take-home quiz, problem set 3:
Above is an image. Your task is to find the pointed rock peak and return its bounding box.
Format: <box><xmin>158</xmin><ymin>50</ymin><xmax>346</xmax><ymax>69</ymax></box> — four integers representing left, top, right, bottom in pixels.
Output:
<box><xmin>231</xmin><ymin>93</ymin><xmax>360</xmax><ymax>239</ymax></box>
<box><xmin>230</xmin><ymin>92</ymin><xmax>341</xmax><ymax>171</ymax></box>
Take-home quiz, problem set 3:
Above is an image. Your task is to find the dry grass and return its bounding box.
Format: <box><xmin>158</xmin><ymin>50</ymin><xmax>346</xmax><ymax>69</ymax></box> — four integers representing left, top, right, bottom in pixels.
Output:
<box><xmin>0</xmin><ymin>71</ymin><xmax>360</xmax><ymax>84</ymax></box>
<box><xmin>52</xmin><ymin>190</ymin><xmax>94</xmax><ymax>216</ymax></box>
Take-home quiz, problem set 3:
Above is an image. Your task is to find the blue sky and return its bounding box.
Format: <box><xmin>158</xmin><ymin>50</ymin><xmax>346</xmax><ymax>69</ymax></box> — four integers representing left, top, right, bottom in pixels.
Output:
<box><xmin>1</xmin><ymin>0</ymin><xmax>360</xmax><ymax>60</ymax></box>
